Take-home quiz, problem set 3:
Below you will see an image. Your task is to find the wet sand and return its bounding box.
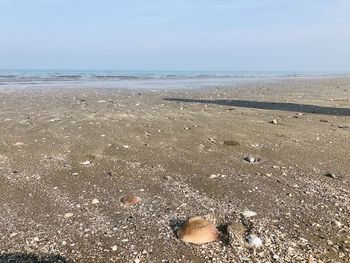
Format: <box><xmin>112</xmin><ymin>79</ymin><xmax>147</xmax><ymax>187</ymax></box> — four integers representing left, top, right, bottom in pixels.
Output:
<box><xmin>0</xmin><ymin>78</ymin><xmax>350</xmax><ymax>262</ymax></box>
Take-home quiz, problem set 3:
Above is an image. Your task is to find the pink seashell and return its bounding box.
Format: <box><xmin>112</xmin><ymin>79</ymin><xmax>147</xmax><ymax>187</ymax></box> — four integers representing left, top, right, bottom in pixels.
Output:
<box><xmin>120</xmin><ymin>195</ymin><xmax>141</xmax><ymax>206</ymax></box>
<box><xmin>178</xmin><ymin>216</ymin><xmax>220</xmax><ymax>244</ymax></box>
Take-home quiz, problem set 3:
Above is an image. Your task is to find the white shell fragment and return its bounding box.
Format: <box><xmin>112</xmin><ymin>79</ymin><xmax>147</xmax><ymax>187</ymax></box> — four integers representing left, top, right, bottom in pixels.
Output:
<box><xmin>242</xmin><ymin>210</ymin><xmax>257</xmax><ymax>218</ymax></box>
<box><xmin>247</xmin><ymin>234</ymin><xmax>263</xmax><ymax>247</ymax></box>
<box><xmin>245</xmin><ymin>156</ymin><xmax>255</xmax><ymax>163</ymax></box>
<box><xmin>81</xmin><ymin>160</ymin><xmax>91</xmax><ymax>166</ymax></box>
<box><xmin>92</xmin><ymin>199</ymin><xmax>100</xmax><ymax>204</ymax></box>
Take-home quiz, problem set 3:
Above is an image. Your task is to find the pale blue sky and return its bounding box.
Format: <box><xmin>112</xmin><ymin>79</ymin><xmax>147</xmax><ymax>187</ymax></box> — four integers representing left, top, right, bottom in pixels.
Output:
<box><xmin>0</xmin><ymin>0</ymin><xmax>349</xmax><ymax>71</ymax></box>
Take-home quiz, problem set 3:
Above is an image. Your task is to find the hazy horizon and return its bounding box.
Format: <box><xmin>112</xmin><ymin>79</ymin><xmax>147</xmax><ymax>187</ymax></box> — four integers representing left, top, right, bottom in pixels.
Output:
<box><xmin>1</xmin><ymin>0</ymin><xmax>350</xmax><ymax>71</ymax></box>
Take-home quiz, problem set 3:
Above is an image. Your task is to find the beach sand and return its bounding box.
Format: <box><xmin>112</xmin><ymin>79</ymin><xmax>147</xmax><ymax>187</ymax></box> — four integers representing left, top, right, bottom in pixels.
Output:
<box><xmin>0</xmin><ymin>78</ymin><xmax>349</xmax><ymax>262</ymax></box>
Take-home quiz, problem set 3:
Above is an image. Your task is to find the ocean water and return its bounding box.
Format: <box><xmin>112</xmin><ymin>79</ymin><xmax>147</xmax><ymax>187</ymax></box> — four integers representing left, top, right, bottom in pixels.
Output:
<box><xmin>0</xmin><ymin>70</ymin><xmax>348</xmax><ymax>89</ymax></box>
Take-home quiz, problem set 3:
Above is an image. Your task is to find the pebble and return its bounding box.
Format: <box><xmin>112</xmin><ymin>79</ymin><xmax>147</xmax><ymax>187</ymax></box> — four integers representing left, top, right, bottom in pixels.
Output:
<box><xmin>332</xmin><ymin>220</ymin><xmax>342</xmax><ymax>227</ymax></box>
<box><xmin>64</xmin><ymin>213</ymin><xmax>74</xmax><ymax>218</ymax></box>
<box><xmin>271</xmin><ymin>119</ymin><xmax>278</xmax><ymax>124</ymax></box>
<box><xmin>111</xmin><ymin>245</ymin><xmax>118</xmax><ymax>251</ymax></box>
<box><xmin>120</xmin><ymin>195</ymin><xmax>141</xmax><ymax>206</ymax></box>
<box><xmin>92</xmin><ymin>199</ymin><xmax>100</xmax><ymax>204</ymax></box>
<box><xmin>242</xmin><ymin>210</ymin><xmax>257</xmax><ymax>218</ymax></box>
<box><xmin>325</xmin><ymin>172</ymin><xmax>336</xmax><ymax>179</ymax></box>
<box><xmin>247</xmin><ymin>234</ymin><xmax>263</xmax><ymax>247</ymax></box>
<box><xmin>223</xmin><ymin>140</ymin><xmax>240</xmax><ymax>146</ymax></box>
<box><xmin>178</xmin><ymin>216</ymin><xmax>219</xmax><ymax>244</ymax></box>
<box><xmin>10</xmin><ymin>233</ymin><xmax>18</xmax><ymax>238</ymax></box>
<box><xmin>244</xmin><ymin>156</ymin><xmax>255</xmax><ymax>163</ymax></box>
<box><xmin>327</xmin><ymin>240</ymin><xmax>333</xmax><ymax>246</ymax></box>
<box><xmin>208</xmin><ymin>137</ymin><xmax>216</xmax><ymax>143</ymax></box>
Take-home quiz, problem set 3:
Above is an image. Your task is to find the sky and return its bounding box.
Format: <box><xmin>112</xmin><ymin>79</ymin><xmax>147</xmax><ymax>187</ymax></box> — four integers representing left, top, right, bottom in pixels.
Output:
<box><xmin>0</xmin><ymin>0</ymin><xmax>349</xmax><ymax>71</ymax></box>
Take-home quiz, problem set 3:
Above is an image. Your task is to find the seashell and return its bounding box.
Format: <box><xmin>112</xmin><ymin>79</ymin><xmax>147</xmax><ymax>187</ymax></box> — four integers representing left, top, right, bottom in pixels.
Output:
<box><xmin>244</xmin><ymin>156</ymin><xmax>255</xmax><ymax>163</ymax></box>
<box><xmin>242</xmin><ymin>209</ymin><xmax>257</xmax><ymax>218</ymax></box>
<box><xmin>64</xmin><ymin>213</ymin><xmax>73</xmax><ymax>218</ymax></box>
<box><xmin>81</xmin><ymin>160</ymin><xmax>91</xmax><ymax>166</ymax></box>
<box><xmin>177</xmin><ymin>216</ymin><xmax>220</xmax><ymax>244</ymax></box>
<box><xmin>247</xmin><ymin>234</ymin><xmax>263</xmax><ymax>247</ymax></box>
<box><xmin>92</xmin><ymin>199</ymin><xmax>100</xmax><ymax>204</ymax></box>
<box><xmin>120</xmin><ymin>195</ymin><xmax>141</xmax><ymax>206</ymax></box>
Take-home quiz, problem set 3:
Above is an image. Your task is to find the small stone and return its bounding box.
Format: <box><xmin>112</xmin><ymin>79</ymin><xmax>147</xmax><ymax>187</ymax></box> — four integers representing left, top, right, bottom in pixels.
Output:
<box><xmin>242</xmin><ymin>210</ymin><xmax>257</xmax><ymax>218</ymax></box>
<box><xmin>120</xmin><ymin>195</ymin><xmax>141</xmax><ymax>206</ymax></box>
<box><xmin>208</xmin><ymin>137</ymin><xmax>216</xmax><ymax>143</ymax></box>
<box><xmin>244</xmin><ymin>156</ymin><xmax>255</xmax><ymax>163</ymax></box>
<box><xmin>209</xmin><ymin>174</ymin><xmax>218</xmax><ymax>179</ymax></box>
<box><xmin>111</xmin><ymin>245</ymin><xmax>118</xmax><ymax>251</ymax></box>
<box><xmin>178</xmin><ymin>216</ymin><xmax>219</xmax><ymax>244</ymax></box>
<box><xmin>33</xmin><ymin>237</ymin><xmax>40</xmax><ymax>242</ymax></box>
<box><xmin>325</xmin><ymin>172</ymin><xmax>336</xmax><ymax>179</ymax></box>
<box><xmin>332</xmin><ymin>220</ymin><xmax>342</xmax><ymax>227</ymax></box>
<box><xmin>64</xmin><ymin>213</ymin><xmax>74</xmax><ymax>218</ymax></box>
<box><xmin>10</xmin><ymin>233</ymin><xmax>18</xmax><ymax>238</ymax></box>
<box><xmin>271</xmin><ymin>119</ymin><xmax>278</xmax><ymax>124</ymax></box>
<box><xmin>223</xmin><ymin>140</ymin><xmax>240</xmax><ymax>146</ymax></box>
<box><xmin>92</xmin><ymin>199</ymin><xmax>100</xmax><ymax>204</ymax></box>
<box><xmin>247</xmin><ymin>234</ymin><xmax>263</xmax><ymax>247</ymax></box>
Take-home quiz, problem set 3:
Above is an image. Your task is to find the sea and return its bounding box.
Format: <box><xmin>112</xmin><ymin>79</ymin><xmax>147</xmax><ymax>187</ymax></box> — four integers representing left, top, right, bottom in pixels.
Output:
<box><xmin>0</xmin><ymin>70</ymin><xmax>348</xmax><ymax>90</ymax></box>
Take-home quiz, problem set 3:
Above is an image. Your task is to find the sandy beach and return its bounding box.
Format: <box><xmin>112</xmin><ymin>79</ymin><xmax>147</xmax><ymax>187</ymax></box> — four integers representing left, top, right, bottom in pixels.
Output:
<box><xmin>0</xmin><ymin>77</ymin><xmax>350</xmax><ymax>262</ymax></box>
